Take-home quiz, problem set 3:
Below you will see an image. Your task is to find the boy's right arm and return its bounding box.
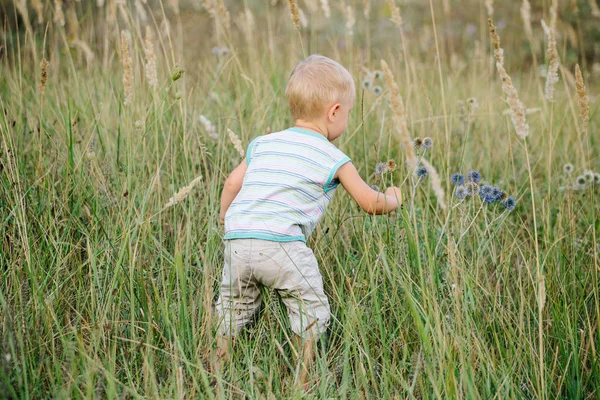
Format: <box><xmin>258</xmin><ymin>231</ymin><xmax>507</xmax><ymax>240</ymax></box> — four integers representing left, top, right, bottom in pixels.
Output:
<box><xmin>336</xmin><ymin>162</ymin><xmax>401</xmax><ymax>215</ymax></box>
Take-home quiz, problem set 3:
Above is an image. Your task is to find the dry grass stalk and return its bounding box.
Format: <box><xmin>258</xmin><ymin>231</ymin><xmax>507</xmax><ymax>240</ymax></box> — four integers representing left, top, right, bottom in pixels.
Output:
<box><xmin>163</xmin><ymin>176</ymin><xmax>203</xmax><ymax>209</ymax></box>
<box><xmin>496</xmin><ymin>62</ymin><xmax>529</xmax><ymax>138</ymax></box>
<box><xmin>54</xmin><ymin>0</ymin><xmax>65</xmax><ymax>26</ymax></box>
<box><xmin>14</xmin><ymin>0</ymin><xmax>33</xmax><ymax>36</ymax></box>
<box><xmin>72</xmin><ymin>39</ymin><xmax>95</xmax><ymax>64</ymax></box>
<box><xmin>381</xmin><ymin>60</ymin><xmax>417</xmax><ymax>169</ymax></box>
<box><xmin>320</xmin><ymin>0</ymin><xmax>330</xmax><ymax>19</ymax></box>
<box><xmin>288</xmin><ymin>0</ymin><xmax>300</xmax><ymax>29</ymax></box>
<box><xmin>419</xmin><ymin>158</ymin><xmax>446</xmax><ymax>211</ymax></box>
<box><xmin>487</xmin><ymin>19</ymin><xmax>504</xmax><ymax>66</ymax></box>
<box><xmin>144</xmin><ymin>28</ymin><xmax>158</xmax><ymax>90</ymax></box>
<box><xmin>227</xmin><ymin>129</ymin><xmax>245</xmax><ymax>158</ymax></box>
<box><xmin>120</xmin><ymin>31</ymin><xmax>134</xmax><ymax>106</ymax></box>
<box><xmin>590</xmin><ymin>0</ymin><xmax>600</xmax><ymax>17</ymax></box>
<box><xmin>168</xmin><ymin>0</ymin><xmax>180</xmax><ymax>15</ymax></box>
<box><xmin>521</xmin><ymin>0</ymin><xmax>532</xmax><ymax>41</ymax></box>
<box><xmin>39</xmin><ymin>58</ymin><xmax>49</xmax><ymax>95</ymax></box>
<box><xmin>485</xmin><ymin>0</ymin><xmax>494</xmax><ymax>17</ymax></box>
<box><xmin>544</xmin><ymin>0</ymin><xmax>560</xmax><ymax>101</ymax></box>
<box><xmin>574</xmin><ymin>64</ymin><xmax>590</xmax><ymax>134</ymax></box>
<box><xmin>216</xmin><ymin>0</ymin><xmax>231</xmax><ymax>30</ymax></box>
<box><xmin>66</xmin><ymin>5</ymin><xmax>80</xmax><ymax>41</ymax></box>
<box><xmin>31</xmin><ymin>0</ymin><xmax>44</xmax><ymax>24</ymax></box>
<box><xmin>107</xmin><ymin>0</ymin><xmax>117</xmax><ymax>25</ymax></box>
<box><xmin>363</xmin><ymin>0</ymin><xmax>370</xmax><ymax>18</ymax></box>
<box><xmin>134</xmin><ymin>0</ymin><xmax>148</xmax><ymax>22</ymax></box>
<box><xmin>345</xmin><ymin>5</ymin><xmax>355</xmax><ymax>36</ymax></box>
<box><xmin>387</xmin><ymin>0</ymin><xmax>402</xmax><ymax>29</ymax></box>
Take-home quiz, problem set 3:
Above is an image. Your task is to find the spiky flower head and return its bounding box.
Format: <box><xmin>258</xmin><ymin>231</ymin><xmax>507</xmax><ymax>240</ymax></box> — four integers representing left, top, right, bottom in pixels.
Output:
<box><xmin>480</xmin><ymin>184</ymin><xmax>496</xmax><ymax>203</ymax></box>
<box><xmin>454</xmin><ymin>185</ymin><xmax>469</xmax><ymax>200</ymax></box>
<box><xmin>171</xmin><ymin>63</ymin><xmax>185</xmax><ymax>81</ymax></box>
<box><xmin>467</xmin><ymin>170</ymin><xmax>481</xmax><ymax>183</ymax></box>
<box><xmin>503</xmin><ymin>196</ymin><xmax>516</xmax><ymax>211</ymax></box>
<box><xmin>374</xmin><ymin>162</ymin><xmax>388</xmax><ymax>177</ymax></box>
<box><xmin>370</xmin><ymin>184</ymin><xmax>380</xmax><ymax>192</ymax></box>
<box><xmin>467</xmin><ymin>182</ymin><xmax>480</xmax><ymax>196</ymax></box>
<box><xmin>372</xmin><ymin>70</ymin><xmax>383</xmax><ymax>80</ymax></box>
<box><xmin>372</xmin><ymin>86</ymin><xmax>383</xmax><ymax>96</ymax></box>
<box><xmin>416</xmin><ymin>166</ymin><xmax>428</xmax><ymax>178</ymax></box>
<box><xmin>594</xmin><ymin>173</ymin><xmax>600</xmax><ymax>185</ymax></box>
<box><xmin>563</xmin><ymin>163</ymin><xmax>574</xmax><ymax>174</ymax></box>
<box><xmin>491</xmin><ymin>186</ymin><xmax>503</xmax><ymax>201</ymax></box>
<box><xmin>361</xmin><ymin>79</ymin><xmax>372</xmax><ymax>90</ymax></box>
<box><xmin>451</xmin><ymin>173</ymin><xmax>464</xmax><ymax>185</ymax></box>
<box><xmin>583</xmin><ymin>170</ymin><xmax>595</xmax><ymax>183</ymax></box>
<box><xmin>575</xmin><ymin>175</ymin><xmax>587</xmax><ymax>186</ymax></box>
<box><xmin>422</xmin><ymin>137</ymin><xmax>433</xmax><ymax>149</ymax></box>
<box><xmin>413</xmin><ymin>138</ymin><xmax>423</xmax><ymax>148</ymax></box>
<box><xmin>386</xmin><ymin>159</ymin><xmax>396</xmax><ymax>172</ymax></box>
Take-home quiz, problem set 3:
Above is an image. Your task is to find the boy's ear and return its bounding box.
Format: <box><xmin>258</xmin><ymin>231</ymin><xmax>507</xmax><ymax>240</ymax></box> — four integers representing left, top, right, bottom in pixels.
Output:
<box><xmin>328</xmin><ymin>103</ymin><xmax>341</xmax><ymax>121</ymax></box>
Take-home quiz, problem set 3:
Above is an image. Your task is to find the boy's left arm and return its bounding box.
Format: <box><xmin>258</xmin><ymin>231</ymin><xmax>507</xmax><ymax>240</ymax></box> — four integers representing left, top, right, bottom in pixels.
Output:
<box><xmin>219</xmin><ymin>160</ymin><xmax>248</xmax><ymax>224</ymax></box>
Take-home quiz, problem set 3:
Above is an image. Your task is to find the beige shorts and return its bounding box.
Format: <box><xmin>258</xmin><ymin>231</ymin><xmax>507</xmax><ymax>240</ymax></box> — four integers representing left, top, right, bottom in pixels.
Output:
<box><xmin>215</xmin><ymin>239</ymin><xmax>330</xmax><ymax>339</ymax></box>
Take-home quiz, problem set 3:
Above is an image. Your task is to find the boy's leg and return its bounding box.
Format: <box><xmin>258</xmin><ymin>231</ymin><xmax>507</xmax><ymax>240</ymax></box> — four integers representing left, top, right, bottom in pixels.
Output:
<box><xmin>214</xmin><ymin>240</ymin><xmax>262</xmax><ymax>371</ymax></box>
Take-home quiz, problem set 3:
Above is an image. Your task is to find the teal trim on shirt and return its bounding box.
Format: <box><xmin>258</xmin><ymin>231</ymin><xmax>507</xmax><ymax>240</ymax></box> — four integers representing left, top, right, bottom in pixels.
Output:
<box><xmin>324</xmin><ymin>156</ymin><xmax>351</xmax><ymax>193</ymax></box>
<box><xmin>223</xmin><ymin>232</ymin><xmax>306</xmax><ymax>243</ymax></box>
<box><xmin>246</xmin><ymin>137</ymin><xmax>259</xmax><ymax>166</ymax></box>
<box><xmin>287</xmin><ymin>127</ymin><xmax>329</xmax><ymax>141</ymax></box>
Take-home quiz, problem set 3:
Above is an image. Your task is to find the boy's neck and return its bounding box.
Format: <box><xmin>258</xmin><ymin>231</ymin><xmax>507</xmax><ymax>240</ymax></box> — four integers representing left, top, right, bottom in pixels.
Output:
<box><xmin>293</xmin><ymin>119</ymin><xmax>328</xmax><ymax>140</ymax></box>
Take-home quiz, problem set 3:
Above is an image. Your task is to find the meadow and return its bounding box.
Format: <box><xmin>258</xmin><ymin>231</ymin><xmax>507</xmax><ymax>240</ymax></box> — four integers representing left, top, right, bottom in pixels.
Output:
<box><xmin>0</xmin><ymin>0</ymin><xmax>599</xmax><ymax>398</ymax></box>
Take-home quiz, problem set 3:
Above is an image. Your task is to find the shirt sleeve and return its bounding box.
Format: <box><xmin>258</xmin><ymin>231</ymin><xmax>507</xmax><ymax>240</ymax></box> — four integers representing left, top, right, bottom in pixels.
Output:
<box><xmin>324</xmin><ymin>151</ymin><xmax>351</xmax><ymax>193</ymax></box>
<box><xmin>246</xmin><ymin>137</ymin><xmax>261</xmax><ymax>166</ymax></box>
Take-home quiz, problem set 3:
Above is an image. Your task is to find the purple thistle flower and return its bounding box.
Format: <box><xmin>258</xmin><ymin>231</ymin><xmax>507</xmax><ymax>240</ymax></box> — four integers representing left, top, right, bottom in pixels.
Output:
<box><xmin>503</xmin><ymin>197</ymin><xmax>516</xmax><ymax>211</ymax></box>
<box><xmin>467</xmin><ymin>170</ymin><xmax>481</xmax><ymax>183</ymax></box>
<box><xmin>417</xmin><ymin>166</ymin><xmax>428</xmax><ymax>178</ymax></box>
<box><xmin>451</xmin><ymin>173</ymin><xmax>464</xmax><ymax>185</ymax></box>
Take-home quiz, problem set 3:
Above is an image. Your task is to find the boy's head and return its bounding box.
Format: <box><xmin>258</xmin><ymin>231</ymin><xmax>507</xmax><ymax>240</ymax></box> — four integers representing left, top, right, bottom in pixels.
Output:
<box><xmin>286</xmin><ymin>55</ymin><xmax>355</xmax><ymax>140</ymax></box>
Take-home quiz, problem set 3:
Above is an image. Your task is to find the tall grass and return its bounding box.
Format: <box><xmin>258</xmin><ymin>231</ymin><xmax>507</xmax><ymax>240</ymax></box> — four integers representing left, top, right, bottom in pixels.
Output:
<box><xmin>0</xmin><ymin>0</ymin><xmax>599</xmax><ymax>398</ymax></box>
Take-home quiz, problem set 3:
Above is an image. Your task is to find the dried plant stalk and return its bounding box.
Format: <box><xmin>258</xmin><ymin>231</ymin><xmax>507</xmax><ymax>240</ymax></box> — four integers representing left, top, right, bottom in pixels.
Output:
<box><xmin>345</xmin><ymin>5</ymin><xmax>355</xmax><ymax>36</ymax></box>
<box><xmin>387</xmin><ymin>0</ymin><xmax>402</xmax><ymax>28</ymax></box>
<box><xmin>544</xmin><ymin>1</ymin><xmax>560</xmax><ymax>101</ymax></box>
<box><xmin>363</xmin><ymin>0</ymin><xmax>370</xmax><ymax>18</ymax></box>
<box><xmin>144</xmin><ymin>28</ymin><xmax>158</xmax><ymax>90</ymax></box>
<box><xmin>590</xmin><ymin>0</ymin><xmax>600</xmax><ymax>17</ymax></box>
<box><xmin>487</xmin><ymin>19</ymin><xmax>503</xmax><ymax>65</ymax></box>
<box><xmin>121</xmin><ymin>31</ymin><xmax>134</xmax><ymax>106</ymax></box>
<box><xmin>31</xmin><ymin>0</ymin><xmax>44</xmax><ymax>24</ymax></box>
<box><xmin>574</xmin><ymin>64</ymin><xmax>590</xmax><ymax>134</ymax></box>
<box><xmin>496</xmin><ymin>62</ymin><xmax>529</xmax><ymax>138</ymax></box>
<box><xmin>381</xmin><ymin>60</ymin><xmax>417</xmax><ymax>169</ymax></box>
<box><xmin>227</xmin><ymin>129</ymin><xmax>245</xmax><ymax>157</ymax></box>
<box><xmin>163</xmin><ymin>176</ymin><xmax>203</xmax><ymax>209</ymax></box>
<box><xmin>419</xmin><ymin>158</ymin><xmax>446</xmax><ymax>210</ymax></box>
<box><xmin>39</xmin><ymin>58</ymin><xmax>49</xmax><ymax>94</ymax></box>
<box><xmin>320</xmin><ymin>0</ymin><xmax>330</xmax><ymax>19</ymax></box>
<box><xmin>485</xmin><ymin>0</ymin><xmax>494</xmax><ymax>16</ymax></box>
<box><xmin>521</xmin><ymin>0</ymin><xmax>532</xmax><ymax>41</ymax></box>
<box><xmin>288</xmin><ymin>0</ymin><xmax>300</xmax><ymax>29</ymax></box>
<box><xmin>54</xmin><ymin>0</ymin><xmax>65</xmax><ymax>26</ymax></box>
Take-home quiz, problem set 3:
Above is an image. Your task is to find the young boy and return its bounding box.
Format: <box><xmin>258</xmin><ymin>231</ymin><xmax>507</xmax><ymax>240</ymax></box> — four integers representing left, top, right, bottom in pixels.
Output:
<box><xmin>216</xmin><ymin>54</ymin><xmax>401</xmax><ymax>390</ymax></box>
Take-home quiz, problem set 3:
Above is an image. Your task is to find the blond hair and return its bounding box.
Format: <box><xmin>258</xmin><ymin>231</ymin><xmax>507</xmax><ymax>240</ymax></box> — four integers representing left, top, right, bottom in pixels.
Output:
<box><xmin>286</xmin><ymin>55</ymin><xmax>355</xmax><ymax>121</ymax></box>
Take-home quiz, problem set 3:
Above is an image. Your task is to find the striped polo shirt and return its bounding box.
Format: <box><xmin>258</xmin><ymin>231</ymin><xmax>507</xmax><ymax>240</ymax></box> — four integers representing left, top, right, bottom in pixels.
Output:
<box><xmin>223</xmin><ymin>127</ymin><xmax>351</xmax><ymax>242</ymax></box>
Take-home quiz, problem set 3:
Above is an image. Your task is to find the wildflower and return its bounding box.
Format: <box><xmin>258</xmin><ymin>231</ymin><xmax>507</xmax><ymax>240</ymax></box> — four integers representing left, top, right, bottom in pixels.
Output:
<box><xmin>480</xmin><ymin>184</ymin><xmax>496</xmax><ymax>203</ymax></box>
<box><xmin>583</xmin><ymin>170</ymin><xmax>595</xmax><ymax>183</ymax></box>
<box><xmin>594</xmin><ymin>173</ymin><xmax>600</xmax><ymax>185</ymax></box>
<box><xmin>372</xmin><ymin>86</ymin><xmax>383</xmax><ymax>96</ymax></box>
<box><xmin>467</xmin><ymin>182</ymin><xmax>480</xmax><ymax>196</ymax></box>
<box><xmin>370</xmin><ymin>184</ymin><xmax>380</xmax><ymax>192</ymax></box>
<box><xmin>171</xmin><ymin>63</ymin><xmax>185</xmax><ymax>81</ymax></box>
<box><xmin>361</xmin><ymin>79</ymin><xmax>372</xmax><ymax>90</ymax></box>
<box><xmin>386</xmin><ymin>159</ymin><xmax>396</xmax><ymax>172</ymax></box>
<box><xmin>491</xmin><ymin>186</ymin><xmax>503</xmax><ymax>201</ymax></box>
<box><xmin>413</xmin><ymin>138</ymin><xmax>423</xmax><ymax>148</ymax></box>
<box><xmin>212</xmin><ymin>47</ymin><xmax>221</xmax><ymax>56</ymax></box>
<box><xmin>416</xmin><ymin>166</ymin><xmax>428</xmax><ymax>178</ymax></box>
<box><xmin>451</xmin><ymin>173</ymin><xmax>464</xmax><ymax>185</ymax></box>
<box><xmin>576</xmin><ymin>175</ymin><xmax>587</xmax><ymax>186</ymax></box>
<box><xmin>454</xmin><ymin>185</ymin><xmax>469</xmax><ymax>200</ymax></box>
<box><xmin>220</xmin><ymin>47</ymin><xmax>231</xmax><ymax>57</ymax></box>
<box><xmin>467</xmin><ymin>97</ymin><xmax>479</xmax><ymax>112</ymax></box>
<box><xmin>563</xmin><ymin>163</ymin><xmax>574</xmax><ymax>174</ymax></box>
<box><xmin>374</xmin><ymin>162</ymin><xmax>388</xmax><ymax>176</ymax></box>
<box><xmin>422</xmin><ymin>137</ymin><xmax>433</xmax><ymax>149</ymax></box>
<box><xmin>372</xmin><ymin>70</ymin><xmax>383</xmax><ymax>80</ymax></box>
<box><xmin>502</xmin><ymin>196</ymin><xmax>516</xmax><ymax>210</ymax></box>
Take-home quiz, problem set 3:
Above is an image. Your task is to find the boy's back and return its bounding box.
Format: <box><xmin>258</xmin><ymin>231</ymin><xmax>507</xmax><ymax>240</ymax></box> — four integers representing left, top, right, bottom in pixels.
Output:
<box><xmin>224</xmin><ymin>127</ymin><xmax>350</xmax><ymax>242</ymax></box>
